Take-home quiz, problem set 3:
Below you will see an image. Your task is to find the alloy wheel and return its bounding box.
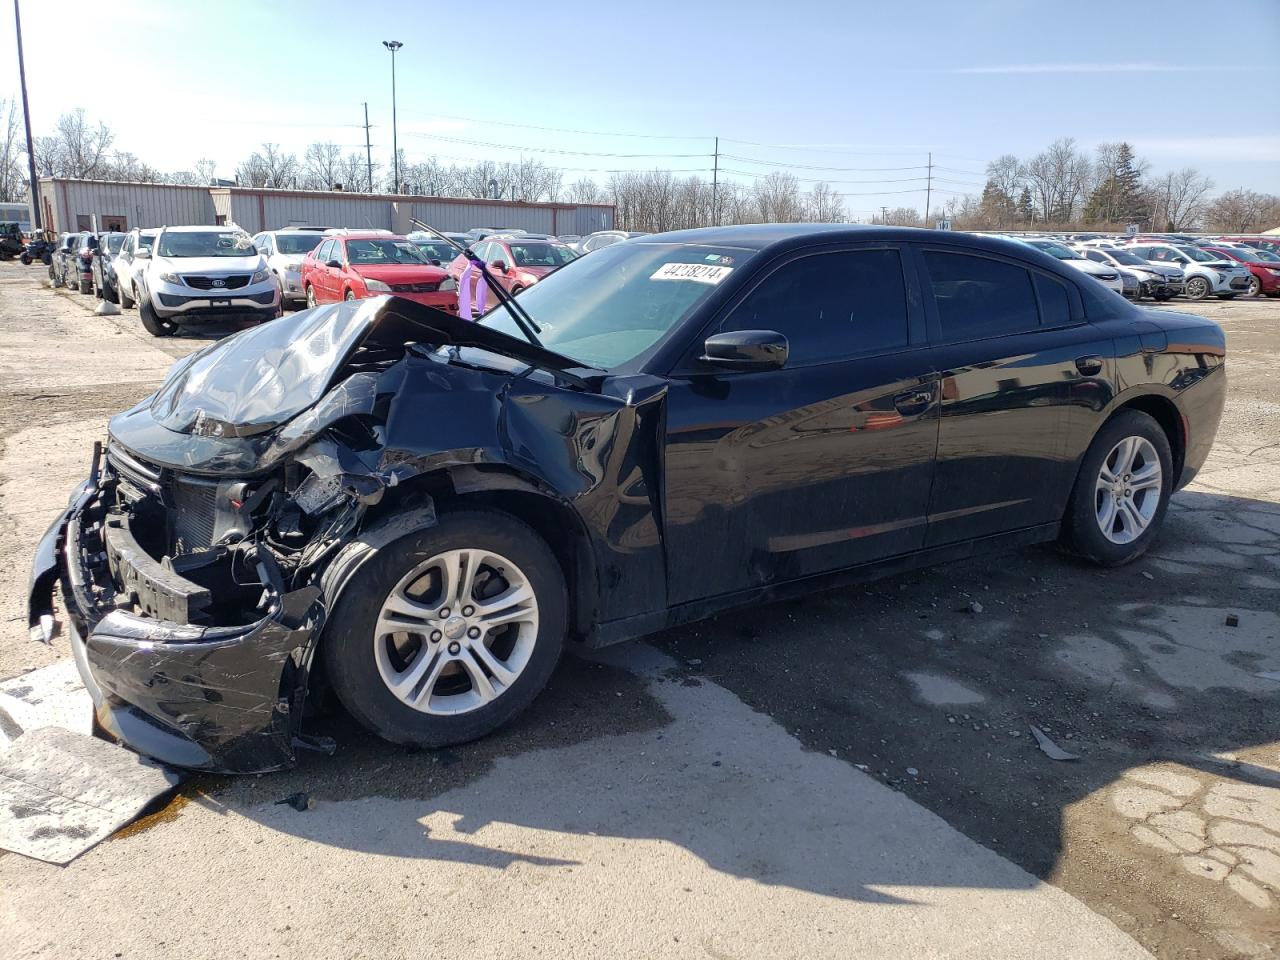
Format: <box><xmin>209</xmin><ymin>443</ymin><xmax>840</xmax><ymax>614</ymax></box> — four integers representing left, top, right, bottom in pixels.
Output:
<box><xmin>306</xmin><ymin>285</ymin><xmax>316</xmax><ymax>308</ymax></box>
<box><xmin>1247</xmin><ymin>276</ymin><xmax>1261</xmax><ymax>297</ymax></box>
<box><xmin>1095</xmin><ymin>436</ymin><xmax>1162</xmax><ymax>545</ymax></box>
<box><xmin>1185</xmin><ymin>277</ymin><xmax>1209</xmax><ymax>300</ymax></box>
<box><xmin>373</xmin><ymin>548</ymin><xmax>539</xmax><ymax>716</ymax></box>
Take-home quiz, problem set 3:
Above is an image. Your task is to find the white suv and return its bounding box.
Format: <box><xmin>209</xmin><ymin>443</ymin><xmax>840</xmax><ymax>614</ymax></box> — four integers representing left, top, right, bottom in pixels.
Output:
<box><xmin>114</xmin><ymin>228</ymin><xmax>158</xmax><ymax>309</ymax></box>
<box><xmin>252</xmin><ymin>229</ymin><xmax>325</xmax><ymax>307</ymax></box>
<box><xmin>134</xmin><ymin>225</ymin><xmax>280</xmax><ymax>336</ymax></box>
<box><xmin>1124</xmin><ymin>243</ymin><xmax>1252</xmax><ymax>300</ymax></box>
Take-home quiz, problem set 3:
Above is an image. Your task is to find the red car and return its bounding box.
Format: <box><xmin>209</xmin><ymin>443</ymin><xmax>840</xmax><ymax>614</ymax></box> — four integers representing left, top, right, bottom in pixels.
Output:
<box><xmin>301</xmin><ymin>232</ymin><xmax>458</xmax><ymax>312</ymax></box>
<box><xmin>1204</xmin><ymin>245</ymin><xmax>1280</xmax><ymax>298</ymax></box>
<box><xmin>446</xmin><ymin>235</ymin><xmax>577</xmax><ymax>307</ymax></box>
<box><xmin>1216</xmin><ymin>235</ymin><xmax>1280</xmax><ymax>257</ymax></box>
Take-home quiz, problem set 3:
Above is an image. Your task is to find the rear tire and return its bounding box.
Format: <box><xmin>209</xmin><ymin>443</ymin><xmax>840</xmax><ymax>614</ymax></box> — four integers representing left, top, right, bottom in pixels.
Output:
<box><xmin>119</xmin><ymin>283</ymin><xmax>135</xmax><ymax>309</ymax></box>
<box><xmin>344</xmin><ymin>288</ymin><xmax>356</xmax><ymax>301</ymax></box>
<box><xmin>324</xmin><ymin>509</ymin><xmax>567</xmax><ymax>748</ymax></box>
<box><xmin>1060</xmin><ymin>410</ymin><xmax>1173</xmax><ymax>567</ymax></box>
<box><xmin>78</xmin><ymin>278</ymin><xmax>91</xmax><ymax>294</ymax></box>
<box><xmin>138</xmin><ymin>298</ymin><xmax>178</xmax><ymax>337</ymax></box>
<box><xmin>305</xmin><ymin>284</ymin><xmax>317</xmax><ymax>308</ymax></box>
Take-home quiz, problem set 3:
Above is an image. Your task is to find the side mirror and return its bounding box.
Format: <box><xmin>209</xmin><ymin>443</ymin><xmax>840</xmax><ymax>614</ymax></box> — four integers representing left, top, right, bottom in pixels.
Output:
<box><xmin>493</xmin><ymin>260</ymin><xmax>509</xmax><ymax>273</ymax></box>
<box><xmin>326</xmin><ymin>259</ymin><xmax>342</xmax><ymax>269</ymax></box>
<box><xmin>701</xmin><ymin>330</ymin><xmax>789</xmax><ymax>371</ymax></box>
<box><xmin>430</xmin><ymin>258</ymin><xmax>442</xmax><ymax>266</ymax></box>
<box><xmin>134</xmin><ymin>249</ymin><xmax>150</xmax><ymax>260</ymax></box>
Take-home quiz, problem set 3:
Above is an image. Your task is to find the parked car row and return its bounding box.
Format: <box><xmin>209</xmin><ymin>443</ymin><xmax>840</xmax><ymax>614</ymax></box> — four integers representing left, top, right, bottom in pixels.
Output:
<box><xmin>980</xmin><ymin>231</ymin><xmax>1278</xmax><ymax>301</ymax></box>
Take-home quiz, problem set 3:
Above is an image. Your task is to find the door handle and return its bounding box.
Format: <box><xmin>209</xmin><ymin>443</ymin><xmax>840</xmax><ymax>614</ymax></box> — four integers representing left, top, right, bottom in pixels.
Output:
<box><xmin>893</xmin><ymin>389</ymin><xmax>934</xmax><ymax>414</ymax></box>
<box><xmin>1075</xmin><ymin>355</ymin><xmax>1103</xmax><ymax>376</ymax></box>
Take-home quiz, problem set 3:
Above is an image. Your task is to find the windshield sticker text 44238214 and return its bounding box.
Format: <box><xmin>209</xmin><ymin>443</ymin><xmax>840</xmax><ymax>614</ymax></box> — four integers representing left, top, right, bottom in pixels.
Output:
<box><xmin>650</xmin><ymin>263</ymin><xmax>734</xmax><ymax>285</ymax></box>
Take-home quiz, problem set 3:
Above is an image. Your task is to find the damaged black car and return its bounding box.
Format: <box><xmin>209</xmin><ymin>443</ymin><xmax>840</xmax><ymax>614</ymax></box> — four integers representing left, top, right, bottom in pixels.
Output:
<box><xmin>30</xmin><ymin>225</ymin><xmax>1226</xmax><ymax>773</ymax></box>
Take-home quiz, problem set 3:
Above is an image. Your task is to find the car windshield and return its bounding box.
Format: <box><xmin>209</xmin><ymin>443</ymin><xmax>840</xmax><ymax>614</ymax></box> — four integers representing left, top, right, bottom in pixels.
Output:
<box><xmin>482</xmin><ymin>242</ymin><xmax>751</xmax><ymax>370</ymax></box>
<box><xmin>1107</xmin><ymin>249</ymin><xmax>1146</xmax><ymax>266</ymax></box>
<box><xmin>104</xmin><ymin>234</ymin><xmax>126</xmax><ymax>254</ymax></box>
<box><xmin>509</xmin><ymin>242</ymin><xmax>576</xmax><ymax>267</ymax></box>
<box><xmin>1031</xmin><ymin>241</ymin><xmax>1081</xmax><ymax>260</ymax></box>
<box><xmin>157</xmin><ymin>231</ymin><xmax>256</xmax><ymax>258</ymax></box>
<box><xmin>276</xmin><ymin>234</ymin><xmax>323</xmax><ymax>255</ymax></box>
<box><xmin>1178</xmin><ymin>246</ymin><xmax>1219</xmax><ymax>263</ymax></box>
<box><xmin>1248</xmin><ymin>248</ymin><xmax>1280</xmax><ymax>262</ymax></box>
<box><xmin>410</xmin><ymin>240</ymin><xmax>458</xmax><ymax>263</ymax></box>
<box><xmin>345</xmin><ymin>239</ymin><xmax>428</xmax><ymax>265</ymax></box>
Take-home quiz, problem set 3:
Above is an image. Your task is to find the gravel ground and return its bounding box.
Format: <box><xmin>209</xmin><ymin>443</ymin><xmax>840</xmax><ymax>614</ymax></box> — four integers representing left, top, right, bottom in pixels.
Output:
<box><xmin>0</xmin><ymin>263</ymin><xmax>1277</xmax><ymax>958</ymax></box>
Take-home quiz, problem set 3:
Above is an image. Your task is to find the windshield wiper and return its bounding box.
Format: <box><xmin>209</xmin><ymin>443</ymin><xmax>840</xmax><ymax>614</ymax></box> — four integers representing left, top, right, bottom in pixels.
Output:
<box><xmin>409</xmin><ymin>218</ymin><xmax>543</xmax><ymax>347</ymax></box>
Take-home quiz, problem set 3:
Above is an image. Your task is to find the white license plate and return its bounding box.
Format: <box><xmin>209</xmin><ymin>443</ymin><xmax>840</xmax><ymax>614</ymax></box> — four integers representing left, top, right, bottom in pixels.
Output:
<box><xmin>211</xmin><ymin>299</ymin><xmax>231</xmax><ymax>307</ymax></box>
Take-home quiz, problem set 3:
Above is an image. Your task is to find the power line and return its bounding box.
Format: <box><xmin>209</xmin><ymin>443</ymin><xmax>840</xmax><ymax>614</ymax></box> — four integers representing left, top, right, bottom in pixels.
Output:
<box><xmin>721</xmin><ymin>153</ymin><xmax>930</xmax><ymax>172</ymax></box>
<box><xmin>400</xmin><ymin>132</ymin><xmax>712</xmax><ymax>160</ymax></box>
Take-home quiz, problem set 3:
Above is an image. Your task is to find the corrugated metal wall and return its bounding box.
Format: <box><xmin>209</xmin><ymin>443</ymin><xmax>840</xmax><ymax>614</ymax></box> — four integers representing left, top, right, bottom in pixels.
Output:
<box><xmin>40</xmin><ymin>180</ymin><xmax>214</xmax><ymax>232</ymax></box>
<box><xmin>37</xmin><ymin>180</ymin><xmax>615</xmax><ymax>237</ymax></box>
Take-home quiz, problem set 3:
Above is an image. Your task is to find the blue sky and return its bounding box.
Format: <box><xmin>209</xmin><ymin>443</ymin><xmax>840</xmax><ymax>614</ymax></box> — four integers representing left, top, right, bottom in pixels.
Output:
<box><xmin>4</xmin><ymin>0</ymin><xmax>1277</xmax><ymax>216</ymax></box>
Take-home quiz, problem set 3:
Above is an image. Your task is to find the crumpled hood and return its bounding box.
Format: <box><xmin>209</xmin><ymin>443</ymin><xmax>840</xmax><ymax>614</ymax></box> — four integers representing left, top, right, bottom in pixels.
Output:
<box><xmin>147</xmin><ymin>300</ymin><xmax>379</xmax><ymax>438</ymax></box>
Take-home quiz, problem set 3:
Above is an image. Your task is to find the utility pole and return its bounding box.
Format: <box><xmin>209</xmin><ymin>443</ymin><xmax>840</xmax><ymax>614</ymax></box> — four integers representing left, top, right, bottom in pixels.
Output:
<box><xmin>880</xmin><ymin>205</ymin><xmax>889</xmax><ymax>225</ymax></box>
<box><xmin>711</xmin><ymin>136</ymin><xmax>719</xmax><ymax>226</ymax></box>
<box><xmin>924</xmin><ymin>151</ymin><xmax>933</xmax><ymax>226</ymax></box>
<box><xmin>382</xmin><ymin>40</ymin><xmax>403</xmax><ymax>193</ymax></box>
<box><xmin>362</xmin><ymin>102</ymin><xmax>373</xmax><ymax>194</ymax></box>
<box><xmin>13</xmin><ymin>0</ymin><xmax>41</xmax><ymax>231</ymax></box>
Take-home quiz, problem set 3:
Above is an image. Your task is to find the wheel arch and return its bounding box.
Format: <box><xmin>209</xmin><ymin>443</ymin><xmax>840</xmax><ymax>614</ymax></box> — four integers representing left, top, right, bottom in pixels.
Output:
<box><xmin>329</xmin><ymin>463</ymin><xmax>600</xmax><ymax>646</ymax></box>
<box><xmin>1111</xmin><ymin>392</ymin><xmax>1185</xmax><ymax>482</ymax></box>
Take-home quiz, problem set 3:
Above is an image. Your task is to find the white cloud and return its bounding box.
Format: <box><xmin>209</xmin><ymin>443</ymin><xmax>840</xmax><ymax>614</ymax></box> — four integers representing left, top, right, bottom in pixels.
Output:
<box><xmin>950</xmin><ymin>63</ymin><xmax>1256</xmax><ymax>75</ymax></box>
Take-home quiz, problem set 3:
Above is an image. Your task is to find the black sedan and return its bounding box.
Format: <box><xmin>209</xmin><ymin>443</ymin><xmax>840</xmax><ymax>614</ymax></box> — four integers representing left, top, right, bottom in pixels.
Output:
<box><xmin>30</xmin><ymin>225</ymin><xmax>1225</xmax><ymax>772</ymax></box>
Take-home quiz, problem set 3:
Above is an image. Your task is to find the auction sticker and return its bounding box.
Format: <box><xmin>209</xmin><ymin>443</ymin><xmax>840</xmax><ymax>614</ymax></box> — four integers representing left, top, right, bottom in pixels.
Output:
<box><xmin>650</xmin><ymin>262</ymin><xmax>733</xmax><ymax>284</ymax></box>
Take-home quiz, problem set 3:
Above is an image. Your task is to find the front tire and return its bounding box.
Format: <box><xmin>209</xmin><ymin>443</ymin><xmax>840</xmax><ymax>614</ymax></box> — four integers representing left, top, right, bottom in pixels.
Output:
<box><xmin>119</xmin><ymin>282</ymin><xmax>135</xmax><ymax>309</ymax></box>
<box><xmin>325</xmin><ymin>509</ymin><xmax>567</xmax><ymax>748</ymax></box>
<box><xmin>1246</xmin><ymin>276</ymin><xmax>1262</xmax><ymax>297</ymax></box>
<box><xmin>78</xmin><ymin>278</ymin><xmax>92</xmax><ymax>294</ymax></box>
<box><xmin>138</xmin><ymin>298</ymin><xmax>178</xmax><ymax>337</ymax></box>
<box><xmin>344</xmin><ymin>288</ymin><xmax>356</xmax><ymax>302</ymax></box>
<box><xmin>1184</xmin><ymin>276</ymin><xmax>1210</xmax><ymax>300</ymax></box>
<box><xmin>1060</xmin><ymin>410</ymin><xmax>1173</xmax><ymax>566</ymax></box>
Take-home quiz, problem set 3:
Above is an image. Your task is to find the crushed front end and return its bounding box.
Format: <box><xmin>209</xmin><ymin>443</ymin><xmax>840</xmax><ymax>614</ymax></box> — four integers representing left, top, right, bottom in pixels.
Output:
<box><xmin>29</xmin><ymin>441</ymin><xmax>332</xmax><ymax>773</ymax></box>
<box><xmin>28</xmin><ymin>297</ymin><xmax>616</xmax><ymax>773</ymax></box>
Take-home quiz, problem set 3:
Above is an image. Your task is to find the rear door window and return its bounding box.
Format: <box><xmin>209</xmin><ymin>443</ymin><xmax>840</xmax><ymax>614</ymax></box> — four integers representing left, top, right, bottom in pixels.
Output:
<box><xmin>922</xmin><ymin>250</ymin><xmax>1039</xmax><ymax>341</ymax></box>
<box><xmin>721</xmin><ymin>248</ymin><xmax>910</xmax><ymax>364</ymax></box>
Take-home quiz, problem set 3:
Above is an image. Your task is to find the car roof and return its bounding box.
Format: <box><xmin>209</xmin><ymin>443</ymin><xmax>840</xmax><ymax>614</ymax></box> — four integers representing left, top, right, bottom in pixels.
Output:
<box><xmin>635</xmin><ymin>223</ymin><xmax>1043</xmax><ymax>255</ymax></box>
<box><xmin>333</xmin><ymin>232</ymin><xmax>405</xmax><ymax>241</ymax></box>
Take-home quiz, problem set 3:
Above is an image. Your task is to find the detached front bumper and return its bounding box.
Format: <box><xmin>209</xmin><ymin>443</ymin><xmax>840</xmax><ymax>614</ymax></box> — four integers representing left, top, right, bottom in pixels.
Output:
<box><xmin>28</xmin><ymin>456</ymin><xmax>325</xmax><ymax>773</ymax></box>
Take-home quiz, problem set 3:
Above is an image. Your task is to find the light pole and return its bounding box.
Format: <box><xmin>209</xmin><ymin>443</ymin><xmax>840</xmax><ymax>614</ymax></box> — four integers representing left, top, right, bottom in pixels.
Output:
<box><xmin>14</xmin><ymin>0</ymin><xmax>41</xmax><ymax>231</ymax></box>
<box><xmin>382</xmin><ymin>40</ymin><xmax>402</xmax><ymax>193</ymax></box>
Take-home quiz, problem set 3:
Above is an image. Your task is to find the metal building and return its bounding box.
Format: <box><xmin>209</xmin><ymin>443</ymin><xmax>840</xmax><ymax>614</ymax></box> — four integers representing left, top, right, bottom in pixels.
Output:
<box><xmin>36</xmin><ymin>178</ymin><xmax>614</xmax><ymax>236</ymax></box>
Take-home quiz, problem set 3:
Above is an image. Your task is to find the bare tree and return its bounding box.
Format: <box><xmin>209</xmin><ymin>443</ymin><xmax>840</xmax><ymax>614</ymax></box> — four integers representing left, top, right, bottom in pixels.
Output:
<box><xmin>881</xmin><ymin>206</ymin><xmax>922</xmax><ymax>227</ymax></box>
<box><xmin>237</xmin><ymin>143</ymin><xmax>300</xmax><ymax>188</ymax></box>
<box><xmin>567</xmin><ymin>177</ymin><xmax>603</xmax><ymax>204</ymax></box>
<box><xmin>805</xmin><ymin>181</ymin><xmax>845</xmax><ymax>222</ymax></box>
<box><xmin>1204</xmin><ymin>189</ymin><xmax>1278</xmax><ymax>232</ymax></box>
<box><xmin>55</xmin><ymin>108</ymin><xmax>114</xmax><ymax>178</ymax></box>
<box><xmin>1146</xmin><ymin>168</ymin><xmax>1213</xmax><ymax>231</ymax></box>
<box><xmin>302</xmin><ymin>142</ymin><xmax>343</xmax><ymax>190</ymax></box>
<box><xmin>195</xmin><ymin>158</ymin><xmax>218</xmax><ymax>185</ymax></box>
<box><xmin>1023</xmin><ymin>138</ymin><xmax>1090</xmax><ymax>225</ymax></box>
<box><xmin>752</xmin><ymin>171</ymin><xmax>803</xmax><ymax>222</ymax></box>
<box><xmin>0</xmin><ymin>98</ymin><xmax>25</xmax><ymax>202</ymax></box>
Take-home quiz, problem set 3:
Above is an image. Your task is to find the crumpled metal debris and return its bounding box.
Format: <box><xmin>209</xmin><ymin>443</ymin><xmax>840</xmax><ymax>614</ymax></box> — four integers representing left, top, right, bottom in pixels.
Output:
<box><xmin>1029</xmin><ymin>724</ymin><xmax>1079</xmax><ymax>762</ymax></box>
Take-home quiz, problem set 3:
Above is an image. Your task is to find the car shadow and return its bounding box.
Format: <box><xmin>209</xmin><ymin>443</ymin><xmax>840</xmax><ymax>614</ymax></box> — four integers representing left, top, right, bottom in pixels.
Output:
<box><xmin>159</xmin><ymin>489</ymin><xmax>1278</xmax><ymax>922</ymax></box>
